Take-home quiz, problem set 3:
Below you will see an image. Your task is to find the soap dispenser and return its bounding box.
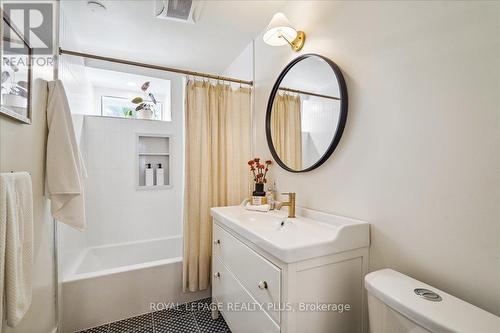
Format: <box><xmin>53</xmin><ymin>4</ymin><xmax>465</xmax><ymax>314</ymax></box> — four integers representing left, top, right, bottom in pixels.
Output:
<box><xmin>156</xmin><ymin>163</ymin><xmax>164</xmax><ymax>186</ymax></box>
<box><xmin>145</xmin><ymin>163</ymin><xmax>153</xmax><ymax>186</ymax></box>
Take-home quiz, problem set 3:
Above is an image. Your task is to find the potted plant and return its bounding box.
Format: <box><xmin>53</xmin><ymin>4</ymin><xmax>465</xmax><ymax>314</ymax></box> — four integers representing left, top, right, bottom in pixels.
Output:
<box><xmin>131</xmin><ymin>81</ymin><xmax>158</xmax><ymax>120</ymax></box>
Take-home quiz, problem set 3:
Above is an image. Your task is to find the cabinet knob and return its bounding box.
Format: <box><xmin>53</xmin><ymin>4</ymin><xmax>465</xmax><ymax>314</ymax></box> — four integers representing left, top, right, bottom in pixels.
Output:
<box><xmin>214</xmin><ymin>272</ymin><xmax>221</xmax><ymax>278</ymax></box>
<box><xmin>214</xmin><ymin>239</ymin><xmax>220</xmax><ymax>245</ymax></box>
<box><xmin>258</xmin><ymin>281</ymin><xmax>268</xmax><ymax>290</ymax></box>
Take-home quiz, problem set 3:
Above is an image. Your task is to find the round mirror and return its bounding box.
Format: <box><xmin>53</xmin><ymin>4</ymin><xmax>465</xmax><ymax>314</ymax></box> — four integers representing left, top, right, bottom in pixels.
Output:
<box><xmin>266</xmin><ymin>54</ymin><xmax>348</xmax><ymax>172</ymax></box>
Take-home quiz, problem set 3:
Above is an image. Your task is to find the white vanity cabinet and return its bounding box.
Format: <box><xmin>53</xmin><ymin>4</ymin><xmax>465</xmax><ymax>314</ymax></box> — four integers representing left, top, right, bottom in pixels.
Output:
<box><xmin>211</xmin><ymin>206</ymin><xmax>370</xmax><ymax>333</ymax></box>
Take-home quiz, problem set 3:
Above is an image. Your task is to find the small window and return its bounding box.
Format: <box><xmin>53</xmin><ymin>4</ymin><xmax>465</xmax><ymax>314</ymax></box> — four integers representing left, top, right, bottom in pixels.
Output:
<box><xmin>101</xmin><ymin>95</ymin><xmax>169</xmax><ymax>121</ymax></box>
<box><xmin>87</xmin><ymin>66</ymin><xmax>171</xmax><ymax>121</ymax></box>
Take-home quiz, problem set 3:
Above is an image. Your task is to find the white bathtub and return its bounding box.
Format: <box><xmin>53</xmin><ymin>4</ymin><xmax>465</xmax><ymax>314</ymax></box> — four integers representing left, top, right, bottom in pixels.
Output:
<box><xmin>65</xmin><ymin>236</ymin><xmax>182</xmax><ymax>282</ymax></box>
<box><xmin>62</xmin><ymin>236</ymin><xmax>209</xmax><ymax>333</ymax></box>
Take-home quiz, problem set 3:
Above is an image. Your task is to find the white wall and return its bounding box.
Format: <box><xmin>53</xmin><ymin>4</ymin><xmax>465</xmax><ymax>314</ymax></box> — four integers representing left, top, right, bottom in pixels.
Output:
<box><xmin>222</xmin><ymin>41</ymin><xmax>254</xmax><ymax>82</ymax></box>
<box><xmin>82</xmin><ymin>115</ymin><xmax>183</xmax><ymax>246</ymax></box>
<box><xmin>241</xmin><ymin>0</ymin><xmax>500</xmax><ymax>315</ymax></box>
<box><xmin>0</xmin><ymin>60</ymin><xmax>57</xmax><ymax>333</ymax></box>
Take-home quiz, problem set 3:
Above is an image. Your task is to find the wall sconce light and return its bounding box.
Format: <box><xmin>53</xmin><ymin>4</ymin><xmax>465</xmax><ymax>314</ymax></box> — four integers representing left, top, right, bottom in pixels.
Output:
<box><xmin>263</xmin><ymin>12</ymin><xmax>305</xmax><ymax>52</ymax></box>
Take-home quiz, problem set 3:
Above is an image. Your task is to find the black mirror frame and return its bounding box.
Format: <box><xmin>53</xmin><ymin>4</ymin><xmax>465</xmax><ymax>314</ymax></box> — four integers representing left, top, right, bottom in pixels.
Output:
<box><xmin>265</xmin><ymin>54</ymin><xmax>348</xmax><ymax>173</ymax></box>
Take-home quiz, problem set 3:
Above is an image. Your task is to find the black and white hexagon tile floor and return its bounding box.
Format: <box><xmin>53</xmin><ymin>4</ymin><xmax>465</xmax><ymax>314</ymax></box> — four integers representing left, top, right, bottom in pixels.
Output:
<box><xmin>76</xmin><ymin>298</ymin><xmax>231</xmax><ymax>333</ymax></box>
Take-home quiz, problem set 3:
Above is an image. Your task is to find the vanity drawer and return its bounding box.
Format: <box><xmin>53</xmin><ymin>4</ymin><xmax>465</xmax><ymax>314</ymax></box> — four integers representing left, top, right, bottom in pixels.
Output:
<box><xmin>213</xmin><ymin>222</ymin><xmax>281</xmax><ymax>324</ymax></box>
<box><xmin>212</xmin><ymin>256</ymin><xmax>280</xmax><ymax>333</ymax></box>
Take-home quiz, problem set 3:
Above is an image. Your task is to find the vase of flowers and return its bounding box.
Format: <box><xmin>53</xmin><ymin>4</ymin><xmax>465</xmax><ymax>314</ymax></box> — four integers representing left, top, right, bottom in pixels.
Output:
<box><xmin>248</xmin><ymin>158</ymin><xmax>272</xmax><ymax>204</ymax></box>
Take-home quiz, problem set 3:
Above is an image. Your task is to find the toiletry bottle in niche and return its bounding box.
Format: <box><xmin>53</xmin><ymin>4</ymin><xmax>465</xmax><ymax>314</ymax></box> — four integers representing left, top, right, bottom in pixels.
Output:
<box><xmin>156</xmin><ymin>163</ymin><xmax>164</xmax><ymax>186</ymax></box>
<box><xmin>145</xmin><ymin>163</ymin><xmax>154</xmax><ymax>186</ymax></box>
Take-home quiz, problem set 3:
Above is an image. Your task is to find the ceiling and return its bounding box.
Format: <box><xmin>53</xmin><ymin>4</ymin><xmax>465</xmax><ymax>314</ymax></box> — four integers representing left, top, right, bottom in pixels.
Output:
<box><xmin>85</xmin><ymin>67</ymin><xmax>169</xmax><ymax>98</ymax></box>
<box><xmin>60</xmin><ymin>0</ymin><xmax>285</xmax><ymax>75</ymax></box>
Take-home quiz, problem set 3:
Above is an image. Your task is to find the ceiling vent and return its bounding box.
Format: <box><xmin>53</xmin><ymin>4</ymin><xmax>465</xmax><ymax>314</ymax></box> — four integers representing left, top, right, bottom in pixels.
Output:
<box><xmin>154</xmin><ymin>0</ymin><xmax>204</xmax><ymax>23</ymax></box>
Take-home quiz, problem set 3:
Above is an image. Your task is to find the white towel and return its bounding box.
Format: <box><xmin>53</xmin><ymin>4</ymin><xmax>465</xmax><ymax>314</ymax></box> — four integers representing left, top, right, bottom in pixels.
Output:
<box><xmin>245</xmin><ymin>202</ymin><xmax>270</xmax><ymax>212</ymax></box>
<box><xmin>0</xmin><ymin>172</ymin><xmax>34</xmax><ymax>327</ymax></box>
<box><xmin>46</xmin><ymin>80</ymin><xmax>87</xmax><ymax>230</ymax></box>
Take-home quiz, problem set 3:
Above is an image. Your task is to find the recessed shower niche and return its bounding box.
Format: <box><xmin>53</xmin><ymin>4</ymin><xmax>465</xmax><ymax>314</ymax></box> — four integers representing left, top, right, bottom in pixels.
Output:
<box><xmin>136</xmin><ymin>134</ymin><xmax>171</xmax><ymax>189</ymax></box>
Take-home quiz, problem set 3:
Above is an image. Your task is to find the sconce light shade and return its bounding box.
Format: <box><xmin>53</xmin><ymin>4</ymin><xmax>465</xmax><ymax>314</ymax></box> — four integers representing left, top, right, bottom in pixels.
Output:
<box><xmin>263</xmin><ymin>12</ymin><xmax>305</xmax><ymax>52</ymax></box>
<box><xmin>263</xmin><ymin>13</ymin><xmax>297</xmax><ymax>46</ymax></box>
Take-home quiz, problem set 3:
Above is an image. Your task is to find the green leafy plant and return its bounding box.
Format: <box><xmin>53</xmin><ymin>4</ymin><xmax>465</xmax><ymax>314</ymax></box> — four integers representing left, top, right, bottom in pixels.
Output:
<box><xmin>122</xmin><ymin>107</ymin><xmax>135</xmax><ymax>117</ymax></box>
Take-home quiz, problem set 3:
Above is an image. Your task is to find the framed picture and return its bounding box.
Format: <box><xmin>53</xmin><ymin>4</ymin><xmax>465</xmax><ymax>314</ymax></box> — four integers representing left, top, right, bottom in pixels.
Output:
<box><xmin>0</xmin><ymin>10</ymin><xmax>32</xmax><ymax>124</ymax></box>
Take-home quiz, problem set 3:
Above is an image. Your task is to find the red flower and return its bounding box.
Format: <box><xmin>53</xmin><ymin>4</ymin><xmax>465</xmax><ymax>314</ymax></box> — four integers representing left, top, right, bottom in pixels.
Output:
<box><xmin>248</xmin><ymin>156</ymin><xmax>271</xmax><ymax>185</ymax></box>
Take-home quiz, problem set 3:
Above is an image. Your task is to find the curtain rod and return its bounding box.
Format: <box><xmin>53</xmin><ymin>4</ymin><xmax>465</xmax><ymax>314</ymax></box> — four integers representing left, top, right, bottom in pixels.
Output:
<box><xmin>278</xmin><ymin>87</ymin><xmax>340</xmax><ymax>100</ymax></box>
<box><xmin>58</xmin><ymin>48</ymin><xmax>253</xmax><ymax>86</ymax></box>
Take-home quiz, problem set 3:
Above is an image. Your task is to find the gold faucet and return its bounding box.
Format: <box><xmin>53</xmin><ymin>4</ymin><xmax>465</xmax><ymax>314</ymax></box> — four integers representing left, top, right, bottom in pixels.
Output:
<box><xmin>275</xmin><ymin>192</ymin><xmax>296</xmax><ymax>218</ymax></box>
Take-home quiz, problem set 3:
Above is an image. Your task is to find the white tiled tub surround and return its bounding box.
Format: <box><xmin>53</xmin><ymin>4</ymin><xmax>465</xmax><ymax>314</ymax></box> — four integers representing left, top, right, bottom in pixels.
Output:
<box><xmin>83</xmin><ymin>116</ymin><xmax>183</xmax><ymax>246</ymax></box>
<box><xmin>62</xmin><ymin>236</ymin><xmax>209</xmax><ymax>333</ymax></box>
<box><xmin>58</xmin><ymin>115</ymin><xmax>185</xmax><ymax>277</ymax></box>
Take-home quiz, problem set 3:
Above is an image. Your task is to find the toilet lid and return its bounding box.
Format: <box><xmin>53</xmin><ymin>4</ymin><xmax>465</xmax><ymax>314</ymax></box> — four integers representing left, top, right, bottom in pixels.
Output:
<box><xmin>365</xmin><ymin>269</ymin><xmax>500</xmax><ymax>333</ymax></box>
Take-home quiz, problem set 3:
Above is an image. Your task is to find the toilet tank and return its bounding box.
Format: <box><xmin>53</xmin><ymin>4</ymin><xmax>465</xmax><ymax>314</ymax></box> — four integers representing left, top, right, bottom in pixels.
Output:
<box><xmin>364</xmin><ymin>269</ymin><xmax>500</xmax><ymax>333</ymax></box>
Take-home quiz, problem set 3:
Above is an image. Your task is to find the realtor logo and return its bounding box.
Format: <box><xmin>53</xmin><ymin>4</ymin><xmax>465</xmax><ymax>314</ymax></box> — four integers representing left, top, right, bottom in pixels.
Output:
<box><xmin>2</xmin><ymin>2</ymin><xmax>53</xmax><ymax>55</ymax></box>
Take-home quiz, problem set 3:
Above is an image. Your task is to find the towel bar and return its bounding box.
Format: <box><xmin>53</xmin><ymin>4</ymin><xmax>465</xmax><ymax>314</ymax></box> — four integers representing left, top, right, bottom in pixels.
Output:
<box><xmin>7</xmin><ymin>171</ymin><xmax>31</xmax><ymax>175</ymax></box>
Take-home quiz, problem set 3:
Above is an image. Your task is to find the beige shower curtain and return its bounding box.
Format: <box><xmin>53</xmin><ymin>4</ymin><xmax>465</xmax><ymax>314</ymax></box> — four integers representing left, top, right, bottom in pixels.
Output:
<box><xmin>271</xmin><ymin>93</ymin><xmax>302</xmax><ymax>170</ymax></box>
<box><xmin>183</xmin><ymin>80</ymin><xmax>252</xmax><ymax>292</ymax></box>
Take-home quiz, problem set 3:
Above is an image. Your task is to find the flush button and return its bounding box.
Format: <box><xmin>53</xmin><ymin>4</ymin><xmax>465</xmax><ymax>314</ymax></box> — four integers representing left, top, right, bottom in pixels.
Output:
<box><xmin>414</xmin><ymin>288</ymin><xmax>442</xmax><ymax>302</ymax></box>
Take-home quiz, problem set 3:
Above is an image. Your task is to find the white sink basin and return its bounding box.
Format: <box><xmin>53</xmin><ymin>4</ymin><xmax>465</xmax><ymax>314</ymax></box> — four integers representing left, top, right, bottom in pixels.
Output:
<box><xmin>211</xmin><ymin>205</ymin><xmax>370</xmax><ymax>263</ymax></box>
